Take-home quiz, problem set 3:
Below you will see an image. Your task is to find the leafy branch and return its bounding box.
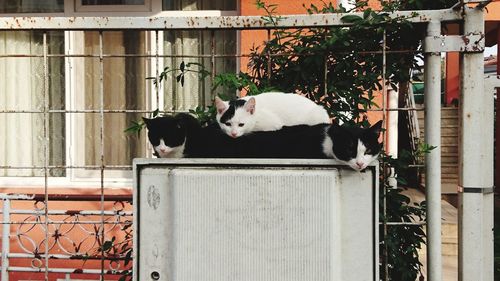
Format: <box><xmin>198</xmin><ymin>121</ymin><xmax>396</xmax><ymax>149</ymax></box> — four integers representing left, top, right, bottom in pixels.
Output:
<box><xmin>146</xmin><ymin>61</ymin><xmax>210</xmax><ymax>88</ymax></box>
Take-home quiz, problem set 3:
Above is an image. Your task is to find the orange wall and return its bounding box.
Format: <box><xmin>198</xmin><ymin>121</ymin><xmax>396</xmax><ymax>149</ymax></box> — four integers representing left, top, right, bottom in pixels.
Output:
<box><xmin>445</xmin><ymin>52</ymin><xmax>460</xmax><ymax>105</ymax></box>
<box><xmin>0</xmin><ymin>187</ymin><xmax>132</xmax><ymax>281</ymax></box>
<box><xmin>240</xmin><ymin>0</ymin><xmax>332</xmax><ymax>73</ymax></box>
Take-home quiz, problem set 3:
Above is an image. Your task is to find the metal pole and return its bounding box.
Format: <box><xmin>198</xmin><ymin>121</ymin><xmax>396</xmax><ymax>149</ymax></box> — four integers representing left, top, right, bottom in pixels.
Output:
<box><xmin>423</xmin><ymin>19</ymin><xmax>442</xmax><ymax>281</ymax></box>
<box><xmin>1</xmin><ymin>198</ymin><xmax>11</xmax><ymax>281</ymax></box>
<box><xmin>495</xmin><ymin>24</ymin><xmax>500</xmax><ymax>193</ymax></box>
<box><xmin>459</xmin><ymin>6</ymin><xmax>493</xmax><ymax>281</ymax></box>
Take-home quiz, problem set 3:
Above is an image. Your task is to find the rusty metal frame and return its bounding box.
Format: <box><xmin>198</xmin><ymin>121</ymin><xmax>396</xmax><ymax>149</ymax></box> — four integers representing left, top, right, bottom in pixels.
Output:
<box><xmin>0</xmin><ymin>4</ymin><xmax>493</xmax><ymax>281</ymax></box>
<box><xmin>0</xmin><ymin>9</ymin><xmax>461</xmax><ymax>30</ymax></box>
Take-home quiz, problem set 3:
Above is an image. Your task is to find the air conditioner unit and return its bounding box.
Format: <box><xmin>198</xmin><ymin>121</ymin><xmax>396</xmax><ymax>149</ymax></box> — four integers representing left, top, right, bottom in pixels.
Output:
<box><xmin>133</xmin><ymin>159</ymin><xmax>379</xmax><ymax>281</ymax></box>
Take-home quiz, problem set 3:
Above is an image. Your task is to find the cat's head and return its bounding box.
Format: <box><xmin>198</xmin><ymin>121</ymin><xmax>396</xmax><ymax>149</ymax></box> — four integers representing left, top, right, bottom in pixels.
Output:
<box><xmin>214</xmin><ymin>96</ymin><xmax>257</xmax><ymax>138</ymax></box>
<box><xmin>328</xmin><ymin>120</ymin><xmax>383</xmax><ymax>171</ymax></box>
<box><xmin>142</xmin><ymin>113</ymin><xmax>199</xmax><ymax>158</ymax></box>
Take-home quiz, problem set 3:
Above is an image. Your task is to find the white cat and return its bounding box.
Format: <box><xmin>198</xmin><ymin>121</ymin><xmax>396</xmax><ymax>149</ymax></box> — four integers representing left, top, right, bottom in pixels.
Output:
<box><xmin>214</xmin><ymin>92</ymin><xmax>330</xmax><ymax>138</ymax></box>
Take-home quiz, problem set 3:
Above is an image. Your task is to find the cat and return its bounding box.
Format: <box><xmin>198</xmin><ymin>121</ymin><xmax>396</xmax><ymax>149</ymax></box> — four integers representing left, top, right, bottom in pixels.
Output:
<box><xmin>323</xmin><ymin>120</ymin><xmax>383</xmax><ymax>171</ymax></box>
<box><xmin>142</xmin><ymin>114</ymin><xmax>200</xmax><ymax>158</ymax></box>
<box><xmin>214</xmin><ymin>92</ymin><xmax>330</xmax><ymax>138</ymax></box>
<box><xmin>143</xmin><ymin>113</ymin><xmax>382</xmax><ymax>171</ymax></box>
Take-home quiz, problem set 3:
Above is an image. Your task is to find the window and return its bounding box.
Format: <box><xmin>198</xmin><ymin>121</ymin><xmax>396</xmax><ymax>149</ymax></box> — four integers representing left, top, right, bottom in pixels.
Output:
<box><xmin>0</xmin><ymin>2</ymin><xmax>65</xmax><ymax>179</ymax></box>
<box><xmin>0</xmin><ymin>0</ymin><xmax>64</xmax><ymax>13</ymax></box>
<box><xmin>82</xmin><ymin>0</ymin><xmax>145</xmax><ymax>4</ymax></box>
<box><xmin>0</xmin><ymin>0</ymin><xmax>238</xmax><ymax>185</ymax></box>
<box><xmin>162</xmin><ymin>0</ymin><xmax>236</xmax><ymax>11</ymax></box>
<box><xmin>75</xmin><ymin>0</ymin><xmax>151</xmax><ymax>12</ymax></box>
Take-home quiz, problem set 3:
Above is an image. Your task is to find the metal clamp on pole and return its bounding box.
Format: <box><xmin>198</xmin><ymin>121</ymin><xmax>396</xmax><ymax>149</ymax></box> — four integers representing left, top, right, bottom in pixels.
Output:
<box><xmin>423</xmin><ymin>33</ymin><xmax>485</xmax><ymax>53</ymax></box>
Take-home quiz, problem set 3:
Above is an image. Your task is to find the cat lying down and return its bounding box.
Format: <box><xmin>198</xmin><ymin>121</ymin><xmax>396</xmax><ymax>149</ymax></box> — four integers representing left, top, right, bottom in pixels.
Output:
<box><xmin>143</xmin><ymin>113</ymin><xmax>382</xmax><ymax>171</ymax></box>
<box><xmin>214</xmin><ymin>92</ymin><xmax>330</xmax><ymax>138</ymax></box>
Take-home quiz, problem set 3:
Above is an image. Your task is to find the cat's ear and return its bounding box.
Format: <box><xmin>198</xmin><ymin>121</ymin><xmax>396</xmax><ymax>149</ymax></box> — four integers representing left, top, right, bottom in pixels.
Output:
<box><xmin>244</xmin><ymin>97</ymin><xmax>256</xmax><ymax>114</ymax></box>
<box><xmin>214</xmin><ymin>96</ymin><xmax>227</xmax><ymax>114</ymax></box>
<box><xmin>370</xmin><ymin>120</ymin><xmax>383</xmax><ymax>137</ymax></box>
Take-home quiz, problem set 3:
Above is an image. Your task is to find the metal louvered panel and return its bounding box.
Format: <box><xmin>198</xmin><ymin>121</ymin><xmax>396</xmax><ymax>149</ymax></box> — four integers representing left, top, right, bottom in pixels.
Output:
<box><xmin>133</xmin><ymin>159</ymin><xmax>378</xmax><ymax>281</ymax></box>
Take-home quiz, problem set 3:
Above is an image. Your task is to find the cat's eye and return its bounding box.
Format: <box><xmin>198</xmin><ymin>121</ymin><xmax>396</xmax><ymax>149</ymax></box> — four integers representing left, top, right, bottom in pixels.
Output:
<box><xmin>224</xmin><ymin>122</ymin><xmax>231</xmax><ymax>126</ymax></box>
<box><xmin>365</xmin><ymin>149</ymin><xmax>372</xmax><ymax>154</ymax></box>
<box><xmin>238</xmin><ymin>123</ymin><xmax>244</xmax><ymax>127</ymax></box>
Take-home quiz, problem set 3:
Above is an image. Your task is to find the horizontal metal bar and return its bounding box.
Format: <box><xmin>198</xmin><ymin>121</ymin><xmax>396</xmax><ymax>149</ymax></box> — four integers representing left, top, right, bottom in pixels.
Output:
<box><xmin>0</xmin><ymin>9</ymin><xmax>461</xmax><ymax>30</ymax></box>
<box><xmin>0</xmin><ymin>107</ymin><xmax>424</xmax><ymax>114</ymax></box>
<box><xmin>0</xmin><ymin>110</ymin><xmax>153</xmax><ymax>113</ymax></box>
<box><xmin>424</xmin><ymin>33</ymin><xmax>485</xmax><ymax>53</ymax></box>
<box><xmin>0</xmin><ymin>53</ymin><xmax>248</xmax><ymax>58</ymax></box>
<box><xmin>0</xmin><ymin>49</ymin><xmax>422</xmax><ymax>59</ymax></box>
<box><xmin>383</xmin><ymin>221</ymin><xmax>426</xmax><ymax>226</ymax></box>
<box><xmin>458</xmin><ymin>186</ymin><xmax>495</xmax><ymax>194</ymax></box>
<box><xmin>0</xmin><ymin>220</ymin><xmax>132</xmax><ymax>225</ymax></box>
<box><xmin>2</xmin><ymin>266</ymin><xmax>127</xmax><ymax>275</ymax></box>
<box><xmin>484</xmin><ymin>75</ymin><xmax>500</xmax><ymax>89</ymax></box>
<box><xmin>0</xmin><ymin>194</ymin><xmax>131</xmax><ymax>201</ymax></box>
<box><xmin>5</xmin><ymin>210</ymin><xmax>132</xmax><ymax>216</ymax></box>
<box><xmin>0</xmin><ymin>165</ymin><xmax>132</xmax><ymax>169</ymax></box>
<box><xmin>7</xmin><ymin>253</ymin><xmax>128</xmax><ymax>261</ymax></box>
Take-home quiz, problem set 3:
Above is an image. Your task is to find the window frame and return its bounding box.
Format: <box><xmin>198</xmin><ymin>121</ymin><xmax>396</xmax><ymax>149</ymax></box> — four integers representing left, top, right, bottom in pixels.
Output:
<box><xmin>0</xmin><ymin>0</ymin><xmax>240</xmax><ymax>187</ymax></box>
<box><xmin>74</xmin><ymin>0</ymin><xmax>153</xmax><ymax>13</ymax></box>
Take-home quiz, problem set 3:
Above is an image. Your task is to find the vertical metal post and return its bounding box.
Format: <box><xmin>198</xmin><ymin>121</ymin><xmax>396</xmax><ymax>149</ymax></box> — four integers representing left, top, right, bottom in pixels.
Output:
<box><xmin>423</xmin><ymin>20</ymin><xmax>442</xmax><ymax>281</ymax></box>
<box><xmin>42</xmin><ymin>31</ymin><xmax>50</xmax><ymax>281</ymax></box>
<box><xmin>98</xmin><ymin>31</ymin><xmax>106</xmax><ymax>281</ymax></box>
<box><xmin>387</xmin><ymin>87</ymin><xmax>399</xmax><ymax>189</ymax></box>
<box><xmin>496</xmin><ymin>25</ymin><xmax>500</xmax><ymax>192</ymax></box>
<box><xmin>459</xmin><ymin>6</ymin><xmax>493</xmax><ymax>281</ymax></box>
<box><xmin>210</xmin><ymin>29</ymin><xmax>216</xmax><ymax>102</ymax></box>
<box><xmin>1</xmin><ymin>198</ymin><xmax>10</xmax><ymax>281</ymax></box>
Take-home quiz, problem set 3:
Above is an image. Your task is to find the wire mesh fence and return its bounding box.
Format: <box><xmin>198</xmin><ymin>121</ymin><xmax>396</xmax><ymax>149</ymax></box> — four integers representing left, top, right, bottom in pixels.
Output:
<box><xmin>0</xmin><ymin>7</ymin><xmax>470</xmax><ymax>280</ymax></box>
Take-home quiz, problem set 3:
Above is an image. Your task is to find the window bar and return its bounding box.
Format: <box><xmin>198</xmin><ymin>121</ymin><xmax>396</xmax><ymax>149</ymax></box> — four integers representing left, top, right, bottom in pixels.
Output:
<box><xmin>267</xmin><ymin>29</ymin><xmax>271</xmax><ymax>81</ymax></box>
<box><xmin>381</xmin><ymin>29</ymin><xmax>389</xmax><ymax>281</ymax></box>
<box><xmin>323</xmin><ymin>55</ymin><xmax>328</xmax><ymax>101</ymax></box>
<box><xmin>155</xmin><ymin>30</ymin><xmax>160</xmax><ymax>113</ymax></box>
<box><xmin>1</xmin><ymin>198</ymin><xmax>11</xmax><ymax>281</ymax></box>
<box><xmin>210</xmin><ymin>30</ymin><xmax>216</xmax><ymax>103</ymax></box>
<box><xmin>42</xmin><ymin>31</ymin><xmax>50</xmax><ymax>281</ymax></box>
<box><xmin>98</xmin><ymin>30</ymin><xmax>106</xmax><ymax>280</ymax></box>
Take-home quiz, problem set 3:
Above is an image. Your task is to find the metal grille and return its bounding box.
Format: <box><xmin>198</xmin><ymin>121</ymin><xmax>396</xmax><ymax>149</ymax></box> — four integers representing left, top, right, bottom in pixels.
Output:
<box><xmin>0</xmin><ymin>4</ymin><xmax>494</xmax><ymax>281</ymax></box>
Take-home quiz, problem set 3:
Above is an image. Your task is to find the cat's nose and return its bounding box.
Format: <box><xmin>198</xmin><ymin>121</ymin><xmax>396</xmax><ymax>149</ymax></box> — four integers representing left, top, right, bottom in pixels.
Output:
<box><xmin>356</xmin><ymin>161</ymin><xmax>364</xmax><ymax>169</ymax></box>
<box><xmin>230</xmin><ymin>132</ymin><xmax>238</xmax><ymax>138</ymax></box>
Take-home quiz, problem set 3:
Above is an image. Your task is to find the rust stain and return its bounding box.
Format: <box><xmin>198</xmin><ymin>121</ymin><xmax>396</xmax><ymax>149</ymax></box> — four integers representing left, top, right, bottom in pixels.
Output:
<box><xmin>66</xmin><ymin>210</ymin><xmax>82</xmax><ymax>215</ymax></box>
<box><xmin>461</xmin><ymin>35</ymin><xmax>470</xmax><ymax>45</ymax></box>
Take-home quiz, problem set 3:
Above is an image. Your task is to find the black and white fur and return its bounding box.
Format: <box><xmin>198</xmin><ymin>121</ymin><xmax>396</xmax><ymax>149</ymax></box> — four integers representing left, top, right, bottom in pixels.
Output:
<box><xmin>214</xmin><ymin>92</ymin><xmax>330</xmax><ymax>138</ymax></box>
<box><xmin>143</xmin><ymin>114</ymin><xmax>382</xmax><ymax>171</ymax></box>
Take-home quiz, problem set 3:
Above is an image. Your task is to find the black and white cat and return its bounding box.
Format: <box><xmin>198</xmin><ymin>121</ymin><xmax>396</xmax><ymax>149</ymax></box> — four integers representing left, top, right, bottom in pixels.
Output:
<box><xmin>214</xmin><ymin>92</ymin><xmax>330</xmax><ymax>138</ymax></box>
<box><xmin>323</xmin><ymin>121</ymin><xmax>383</xmax><ymax>170</ymax></box>
<box><xmin>143</xmin><ymin>113</ymin><xmax>382</xmax><ymax>171</ymax></box>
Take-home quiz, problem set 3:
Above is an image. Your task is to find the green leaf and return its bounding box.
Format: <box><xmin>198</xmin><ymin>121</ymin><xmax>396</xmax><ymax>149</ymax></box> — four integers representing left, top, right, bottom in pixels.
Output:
<box><xmin>363</xmin><ymin>9</ymin><xmax>371</xmax><ymax>19</ymax></box>
<box><xmin>102</xmin><ymin>241</ymin><xmax>113</xmax><ymax>252</ymax></box>
<box><xmin>341</xmin><ymin>15</ymin><xmax>363</xmax><ymax>23</ymax></box>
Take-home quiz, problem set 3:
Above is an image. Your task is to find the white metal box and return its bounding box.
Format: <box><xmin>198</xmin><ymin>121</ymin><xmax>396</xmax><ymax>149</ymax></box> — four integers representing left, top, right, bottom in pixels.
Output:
<box><xmin>133</xmin><ymin>159</ymin><xmax>378</xmax><ymax>281</ymax></box>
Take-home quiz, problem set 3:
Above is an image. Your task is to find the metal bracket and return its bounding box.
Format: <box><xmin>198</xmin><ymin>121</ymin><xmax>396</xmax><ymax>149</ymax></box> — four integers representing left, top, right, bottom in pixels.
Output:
<box><xmin>423</xmin><ymin>33</ymin><xmax>485</xmax><ymax>53</ymax></box>
<box><xmin>458</xmin><ymin>186</ymin><xmax>495</xmax><ymax>194</ymax></box>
